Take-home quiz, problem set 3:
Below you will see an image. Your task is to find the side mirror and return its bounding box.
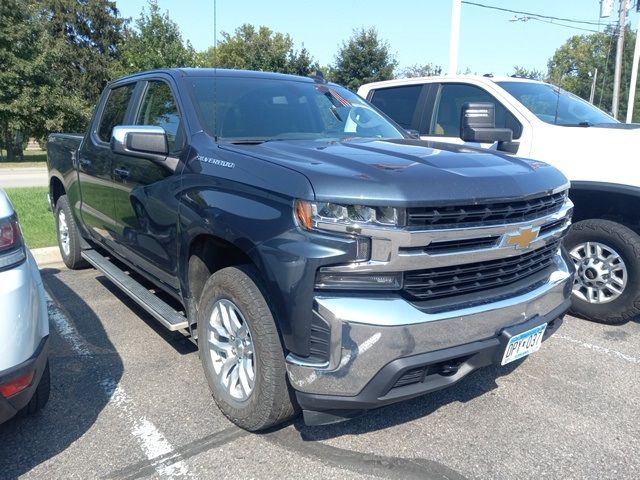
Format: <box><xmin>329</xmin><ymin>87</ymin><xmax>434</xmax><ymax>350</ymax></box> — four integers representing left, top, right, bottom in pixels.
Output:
<box><xmin>404</xmin><ymin>128</ymin><xmax>421</xmax><ymax>139</ymax></box>
<box><xmin>460</xmin><ymin>102</ymin><xmax>512</xmax><ymax>143</ymax></box>
<box><xmin>111</xmin><ymin>126</ymin><xmax>168</xmax><ymax>163</ymax></box>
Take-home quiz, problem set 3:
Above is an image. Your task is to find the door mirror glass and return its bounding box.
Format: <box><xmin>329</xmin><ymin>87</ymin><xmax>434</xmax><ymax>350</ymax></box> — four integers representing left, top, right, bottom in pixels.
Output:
<box><xmin>460</xmin><ymin>102</ymin><xmax>513</xmax><ymax>143</ymax></box>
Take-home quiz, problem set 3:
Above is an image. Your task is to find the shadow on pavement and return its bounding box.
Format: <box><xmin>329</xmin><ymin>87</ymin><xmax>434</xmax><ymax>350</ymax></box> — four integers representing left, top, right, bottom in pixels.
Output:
<box><xmin>0</xmin><ymin>267</ymin><xmax>124</xmax><ymax>479</ymax></box>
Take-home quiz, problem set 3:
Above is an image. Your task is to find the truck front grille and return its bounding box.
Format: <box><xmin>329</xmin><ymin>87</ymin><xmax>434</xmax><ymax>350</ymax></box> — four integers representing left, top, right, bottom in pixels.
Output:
<box><xmin>403</xmin><ymin>240</ymin><xmax>560</xmax><ymax>301</ymax></box>
<box><xmin>406</xmin><ymin>191</ymin><xmax>566</xmax><ymax>228</ymax></box>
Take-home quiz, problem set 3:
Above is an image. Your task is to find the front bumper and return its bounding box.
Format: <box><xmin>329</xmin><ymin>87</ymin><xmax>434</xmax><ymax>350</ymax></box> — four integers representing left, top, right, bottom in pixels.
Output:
<box><xmin>286</xmin><ymin>252</ymin><xmax>573</xmax><ymax>423</ymax></box>
<box><xmin>0</xmin><ymin>335</ymin><xmax>50</xmax><ymax>424</ymax></box>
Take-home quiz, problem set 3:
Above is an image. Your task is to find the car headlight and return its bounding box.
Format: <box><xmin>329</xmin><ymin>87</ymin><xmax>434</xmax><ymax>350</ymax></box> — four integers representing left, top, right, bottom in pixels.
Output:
<box><xmin>295</xmin><ymin>200</ymin><xmax>404</xmax><ymax>231</ymax></box>
<box><xmin>0</xmin><ymin>215</ymin><xmax>26</xmax><ymax>270</ymax></box>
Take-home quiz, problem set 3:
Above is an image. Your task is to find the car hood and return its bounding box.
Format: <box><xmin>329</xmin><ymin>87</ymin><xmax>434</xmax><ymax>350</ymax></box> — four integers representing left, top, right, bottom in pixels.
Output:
<box><xmin>221</xmin><ymin>138</ymin><xmax>568</xmax><ymax>205</ymax></box>
<box><xmin>530</xmin><ymin>123</ymin><xmax>640</xmax><ymax>186</ymax></box>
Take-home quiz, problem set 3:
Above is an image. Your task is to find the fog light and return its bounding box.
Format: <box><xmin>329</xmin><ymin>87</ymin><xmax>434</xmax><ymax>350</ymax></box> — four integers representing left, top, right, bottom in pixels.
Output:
<box><xmin>0</xmin><ymin>371</ymin><xmax>34</xmax><ymax>398</ymax></box>
<box><xmin>315</xmin><ymin>272</ymin><xmax>402</xmax><ymax>290</ymax></box>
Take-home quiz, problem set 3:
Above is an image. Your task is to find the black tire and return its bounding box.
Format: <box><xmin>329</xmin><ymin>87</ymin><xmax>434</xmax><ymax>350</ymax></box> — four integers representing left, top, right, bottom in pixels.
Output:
<box><xmin>564</xmin><ymin>219</ymin><xmax>640</xmax><ymax>324</ymax></box>
<box><xmin>55</xmin><ymin>195</ymin><xmax>87</xmax><ymax>269</ymax></box>
<box><xmin>197</xmin><ymin>265</ymin><xmax>298</xmax><ymax>431</ymax></box>
<box><xmin>19</xmin><ymin>360</ymin><xmax>50</xmax><ymax>417</ymax></box>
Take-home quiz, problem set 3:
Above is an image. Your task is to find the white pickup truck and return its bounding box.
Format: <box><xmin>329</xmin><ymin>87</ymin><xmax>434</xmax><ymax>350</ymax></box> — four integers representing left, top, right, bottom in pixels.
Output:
<box><xmin>359</xmin><ymin>75</ymin><xmax>640</xmax><ymax>324</ymax></box>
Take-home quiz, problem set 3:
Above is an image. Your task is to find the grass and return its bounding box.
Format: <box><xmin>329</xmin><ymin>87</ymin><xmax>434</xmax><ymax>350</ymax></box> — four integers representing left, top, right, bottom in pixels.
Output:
<box><xmin>0</xmin><ymin>149</ymin><xmax>47</xmax><ymax>167</ymax></box>
<box><xmin>4</xmin><ymin>186</ymin><xmax>57</xmax><ymax>249</ymax></box>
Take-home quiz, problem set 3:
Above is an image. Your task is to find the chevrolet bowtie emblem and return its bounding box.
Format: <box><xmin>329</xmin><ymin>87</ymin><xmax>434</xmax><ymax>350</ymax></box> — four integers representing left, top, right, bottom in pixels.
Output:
<box><xmin>503</xmin><ymin>226</ymin><xmax>540</xmax><ymax>249</ymax></box>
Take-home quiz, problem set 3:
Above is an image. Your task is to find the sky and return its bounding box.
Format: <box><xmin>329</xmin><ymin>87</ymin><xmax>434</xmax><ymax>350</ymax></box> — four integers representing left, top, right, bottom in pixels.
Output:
<box><xmin>115</xmin><ymin>0</ymin><xmax>640</xmax><ymax>76</ymax></box>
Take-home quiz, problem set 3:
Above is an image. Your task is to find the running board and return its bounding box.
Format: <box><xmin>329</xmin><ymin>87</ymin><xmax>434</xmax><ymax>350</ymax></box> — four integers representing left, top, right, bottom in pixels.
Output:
<box><xmin>81</xmin><ymin>249</ymin><xmax>188</xmax><ymax>331</ymax></box>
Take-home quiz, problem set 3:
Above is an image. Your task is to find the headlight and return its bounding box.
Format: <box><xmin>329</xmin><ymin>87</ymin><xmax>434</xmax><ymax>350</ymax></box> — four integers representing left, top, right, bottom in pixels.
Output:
<box><xmin>295</xmin><ymin>200</ymin><xmax>404</xmax><ymax>231</ymax></box>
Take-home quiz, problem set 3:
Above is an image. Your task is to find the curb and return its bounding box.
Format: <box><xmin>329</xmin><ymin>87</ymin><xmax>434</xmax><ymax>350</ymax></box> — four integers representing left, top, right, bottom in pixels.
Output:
<box><xmin>31</xmin><ymin>246</ymin><xmax>63</xmax><ymax>267</ymax></box>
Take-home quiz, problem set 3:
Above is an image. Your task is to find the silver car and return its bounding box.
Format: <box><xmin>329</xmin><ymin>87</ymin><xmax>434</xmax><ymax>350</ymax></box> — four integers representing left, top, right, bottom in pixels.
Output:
<box><xmin>0</xmin><ymin>189</ymin><xmax>50</xmax><ymax>424</ymax></box>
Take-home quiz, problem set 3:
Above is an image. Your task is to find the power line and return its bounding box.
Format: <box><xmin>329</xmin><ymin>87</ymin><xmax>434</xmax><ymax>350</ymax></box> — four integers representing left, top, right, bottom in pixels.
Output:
<box><xmin>519</xmin><ymin>16</ymin><xmax>606</xmax><ymax>34</ymax></box>
<box><xmin>461</xmin><ymin>1</ymin><xmax>616</xmax><ymax>27</ymax></box>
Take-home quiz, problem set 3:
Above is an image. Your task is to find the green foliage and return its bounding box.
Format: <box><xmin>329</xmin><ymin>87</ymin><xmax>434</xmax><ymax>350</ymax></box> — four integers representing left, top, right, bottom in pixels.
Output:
<box><xmin>200</xmin><ymin>24</ymin><xmax>318</xmax><ymax>76</ymax></box>
<box><xmin>547</xmin><ymin>26</ymin><xmax>640</xmax><ymax>121</ymax></box>
<box><xmin>511</xmin><ymin>66</ymin><xmax>547</xmax><ymax>81</ymax></box>
<box><xmin>119</xmin><ymin>0</ymin><xmax>195</xmax><ymax>74</ymax></box>
<box><xmin>5</xmin><ymin>186</ymin><xmax>57</xmax><ymax>248</ymax></box>
<box><xmin>332</xmin><ymin>27</ymin><xmax>397</xmax><ymax>91</ymax></box>
<box><xmin>398</xmin><ymin>63</ymin><xmax>442</xmax><ymax>79</ymax></box>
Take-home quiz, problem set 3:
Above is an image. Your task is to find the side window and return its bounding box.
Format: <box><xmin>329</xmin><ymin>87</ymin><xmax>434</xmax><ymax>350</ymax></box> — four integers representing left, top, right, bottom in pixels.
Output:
<box><xmin>368</xmin><ymin>85</ymin><xmax>422</xmax><ymax>129</ymax></box>
<box><xmin>97</xmin><ymin>84</ymin><xmax>135</xmax><ymax>142</ymax></box>
<box><xmin>431</xmin><ymin>84</ymin><xmax>522</xmax><ymax>139</ymax></box>
<box><xmin>135</xmin><ymin>81</ymin><xmax>184</xmax><ymax>154</ymax></box>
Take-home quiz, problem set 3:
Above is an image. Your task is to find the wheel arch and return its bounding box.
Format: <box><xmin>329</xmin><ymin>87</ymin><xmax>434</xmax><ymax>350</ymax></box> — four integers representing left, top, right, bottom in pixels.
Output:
<box><xmin>49</xmin><ymin>175</ymin><xmax>65</xmax><ymax>209</ymax></box>
<box><xmin>569</xmin><ymin>182</ymin><xmax>640</xmax><ymax>234</ymax></box>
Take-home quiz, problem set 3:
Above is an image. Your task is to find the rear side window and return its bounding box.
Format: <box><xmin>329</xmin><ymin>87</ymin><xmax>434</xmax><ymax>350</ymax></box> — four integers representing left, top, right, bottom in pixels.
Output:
<box><xmin>431</xmin><ymin>83</ymin><xmax>522</xmax><ymax>139</ymax></box>
<box><xmin>368</xmin><ymin>85</ymin><xmax>422</xmax><ymax>129</ymax></box>
<box><xmin>97</xmin><ymin>84</ymin><xmax>135</xmax><ymax>142</ymax></box>
<box><xmin>135</xmin><ymin>81</ymin><xmax>184</xmax><ymax>154</ymax></box>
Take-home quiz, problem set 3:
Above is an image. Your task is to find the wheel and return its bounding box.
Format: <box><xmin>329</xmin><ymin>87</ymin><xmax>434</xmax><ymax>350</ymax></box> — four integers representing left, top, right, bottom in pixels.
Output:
<box><xmin>19</xmin><ymin>360</ymin><xmax>50</xmax><ymax>417</ymax></box>
<box><xmin>55</xmin><ymin>195</ymin><xmax>87</xmax><ymax>269</ymax></box>
<box><xmin>564</xmin><ymin>219</ymin><xmax>640</xmax><ymax>324</ymax></box>
<box><xmin>197</xmin><ymin>265</ymin><xmax>298</xmax><ymax>431</ymax></box>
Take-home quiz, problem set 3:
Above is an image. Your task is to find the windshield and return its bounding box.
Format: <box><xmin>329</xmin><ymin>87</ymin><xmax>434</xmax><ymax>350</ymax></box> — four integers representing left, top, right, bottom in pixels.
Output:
<box><xmin>187</xmin><ymin>76</ymin><xmax>405</xmax><ymax>143</ymax></box>
<box><xmin>497</xmin><ymin>81</ymin><xmax>617</xmax><ymax>126</ymax></box>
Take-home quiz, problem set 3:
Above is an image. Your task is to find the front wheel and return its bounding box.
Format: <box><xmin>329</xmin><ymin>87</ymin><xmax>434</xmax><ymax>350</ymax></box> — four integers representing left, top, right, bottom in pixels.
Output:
<box><xmin>564</xmin><ymin>219</ymin><xmax>640</xmax><ymax>324</ymax></box>
<box><xmin>197</xmin><ymin>265</ymin><xmax>298</xmax><ymax>431</ymax></box>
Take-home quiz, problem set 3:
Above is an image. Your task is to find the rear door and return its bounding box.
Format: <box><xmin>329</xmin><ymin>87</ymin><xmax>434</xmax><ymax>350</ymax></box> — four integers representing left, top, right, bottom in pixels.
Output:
<box><xmin>367</xmin><ymin>84</ymin><xmax>428</xmax><ymax>132</ymax></box>
<box><xmin>78</xmin><ymin>82</ymin><xmax>137</xmax><ymax>244</ymax></box>
<box><xmin>110</xmin><ymin>78</ymin><xmax>186</xmax><ymax>291</ymax></box>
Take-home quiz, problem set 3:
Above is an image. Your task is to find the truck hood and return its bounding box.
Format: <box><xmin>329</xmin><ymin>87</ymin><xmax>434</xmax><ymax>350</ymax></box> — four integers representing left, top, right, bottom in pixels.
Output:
<box><xmin>530</xmin><ymin>123</ymin><xmax>640</xmax><ymax>186</ymax></box>
<box><xmin>221</xmin><ymin>139</ymin><xmax>568</xmax><ymax>205</ymax></box>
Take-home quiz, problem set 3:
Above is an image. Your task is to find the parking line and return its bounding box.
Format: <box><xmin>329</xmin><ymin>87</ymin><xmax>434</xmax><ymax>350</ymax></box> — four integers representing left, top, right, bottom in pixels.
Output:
<box><xmin>45</xmin><ymin>291</ymin><xmax>193</xmax><ymax>478</ymax></box>
<box><xmin>553</xmin><ymin>334</ymin><xmax>640</xmax><ymax>365</ymax></box>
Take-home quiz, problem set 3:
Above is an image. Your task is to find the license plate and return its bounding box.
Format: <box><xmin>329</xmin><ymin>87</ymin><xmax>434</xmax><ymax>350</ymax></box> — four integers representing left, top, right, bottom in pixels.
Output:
<box><xmin>501</xmin><ymin>323</ymin><xmax>547</xmax><ymax>366</ymax></box>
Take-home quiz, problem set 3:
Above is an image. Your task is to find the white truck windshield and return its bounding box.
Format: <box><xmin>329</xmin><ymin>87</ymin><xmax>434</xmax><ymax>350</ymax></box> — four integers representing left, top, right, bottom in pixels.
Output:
<box><xmin>497</xmin><ymin>81</ymin><xmax>617</xmax><ymax>126</ymax></box>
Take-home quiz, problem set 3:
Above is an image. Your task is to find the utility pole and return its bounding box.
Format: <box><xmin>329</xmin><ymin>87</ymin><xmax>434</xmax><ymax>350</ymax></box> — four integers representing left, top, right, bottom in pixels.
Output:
<box><xmin>612</xmin><ymin>0</ymin><xmax>629</xmax><ymax>118</ymax></box>
<box><xmin>590</xmin><ymin>68</ymin><xmax>599</xmax><ymax>103</ymax></box>
<box><xmin>449</xmin><ymin>0</ymin><xmax>462</xmax><ymax>75</ymax></box>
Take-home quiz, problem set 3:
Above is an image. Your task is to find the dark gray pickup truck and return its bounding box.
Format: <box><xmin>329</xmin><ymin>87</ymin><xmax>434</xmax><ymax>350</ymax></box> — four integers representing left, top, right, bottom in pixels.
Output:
<box><xmin>47</xmin><ymin>68</ymin><xmax>574</xmax><ymax>430</ymax></box>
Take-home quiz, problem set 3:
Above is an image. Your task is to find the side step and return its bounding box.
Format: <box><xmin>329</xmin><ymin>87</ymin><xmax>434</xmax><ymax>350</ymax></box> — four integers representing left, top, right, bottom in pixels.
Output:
<box><xmin>81</xmin><ymin>249</ymin><xmax>189</xmax><ymax>331</ymax></box>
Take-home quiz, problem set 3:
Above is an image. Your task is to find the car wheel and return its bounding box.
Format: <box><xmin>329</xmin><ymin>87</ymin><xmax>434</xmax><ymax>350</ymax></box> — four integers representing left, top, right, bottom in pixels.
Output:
<box><xmin>55</xmin><ymin>195</ymin><xmax>87</xmax><ymax>269</ymax></box>
<box><xmin>197</xmin><ymin>265</ymin><xmax>298</xmax><ymax>431</ymax></box>
<box><xmin>564</xmin><ymin>219</ymin><xmax>640</xmax><ymax>324</ymax></box>
<box><xmin>19</xmin><ymin>360</ymin><xmax>50</xmax><ymax>417</ymax></box>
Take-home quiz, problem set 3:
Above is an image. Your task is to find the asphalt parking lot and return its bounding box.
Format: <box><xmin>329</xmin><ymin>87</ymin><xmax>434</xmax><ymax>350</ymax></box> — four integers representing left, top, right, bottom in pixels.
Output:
<box><xmin>1</xmin><ymin>265</ymin><xmax>639</xmax><ymax>480</ymax></box>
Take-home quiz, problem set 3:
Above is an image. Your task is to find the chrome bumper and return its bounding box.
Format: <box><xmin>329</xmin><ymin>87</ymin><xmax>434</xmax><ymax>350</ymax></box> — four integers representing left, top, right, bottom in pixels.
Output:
<box><xmin>286</xmin><ymin>251</ymin><xmax>573</xmax><ymax>397</ymax></box>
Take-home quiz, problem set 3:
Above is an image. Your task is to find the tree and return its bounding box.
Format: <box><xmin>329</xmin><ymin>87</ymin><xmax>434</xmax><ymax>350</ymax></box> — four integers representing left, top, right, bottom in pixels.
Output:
<box><xmin>0</xmin><ymin>0</ymin><xmax>43</xmax><ymax>160</ymax></box>
<box><xmin>398</xmin><ymin>63</ymin><xmax>442</xmax><ymax>79</ymax></box>
<box><xmin>511</xmin><ymin>66</ymin><xmax>547</xmax><ymax>81</ymax></box>
<box><xmin>547</xmin><ymin>25</ymin><xmax>639</xmax><ymax>121</ymax></box>
<box><xmin>332</xmin><ymin>27</ymin><xmax>396</xmax><ymax>91</ymax></box>
<box><xmin>200</xmin><ymin>24</ymin><xmax>317</xmax><ymax>75</ymax></box>
<box><xmin>37</xmin><ymin>0</ymin><xmax>127</xmax><ymax>132</ymax></box>
<box><xmin>119</xmin><ymin>0</ymin><xmax>195</xmax><ymax>74</ymax></box>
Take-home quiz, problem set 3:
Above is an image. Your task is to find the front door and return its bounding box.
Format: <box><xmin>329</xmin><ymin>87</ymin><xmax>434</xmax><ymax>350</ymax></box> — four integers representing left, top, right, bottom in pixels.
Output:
<box><xmin>421</xmin><ymin>83</ymin><xmax>523</xmax><ymax>153</ymax></box>
<box><xmin>111</xmin><ymin>79</ymin><xmax>185</xmax><ymax>291</ymax></box>
<box><xmin>78</xmin><ymin>83</ymin><xmax>136</xmax><ymax>244</ymax></box>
